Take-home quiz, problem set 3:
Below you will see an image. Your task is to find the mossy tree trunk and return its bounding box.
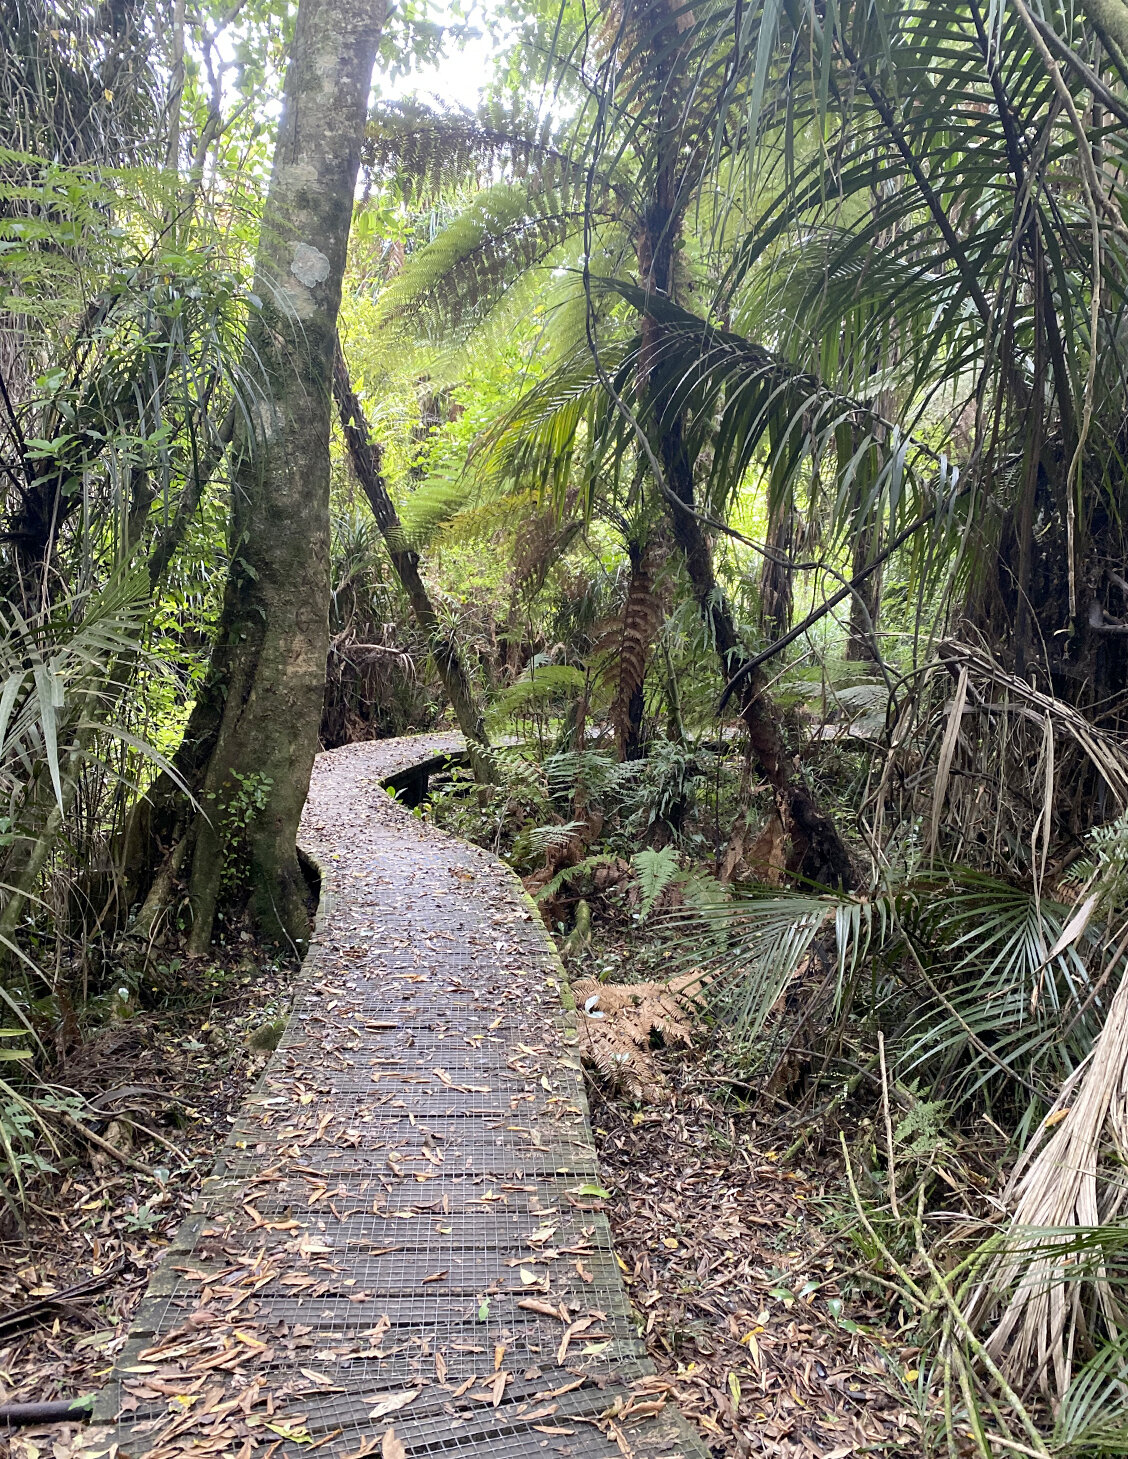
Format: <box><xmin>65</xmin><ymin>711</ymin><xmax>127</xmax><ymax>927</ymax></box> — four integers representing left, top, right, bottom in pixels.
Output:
<box><xmin>176</xmin><ymin>0</ymin><xmax>385</xmax><ymax>955</ymax></box>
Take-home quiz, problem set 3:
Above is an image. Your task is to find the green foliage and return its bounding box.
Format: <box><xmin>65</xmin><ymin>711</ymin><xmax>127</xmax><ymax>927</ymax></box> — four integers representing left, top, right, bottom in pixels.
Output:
<box><xmin>213</xmin><ymin>771</ymin><xmax>274</xmax><ymax>895</ymax></box>
<box><xmin>533</xmin><ymin>852</ymin><xmax>618</xmax><ymax>903</ymax></box>
<box><xmin>364</xmin><ymin>100</ymin><xmax>581</xmax><ymax>204</ymax></box>
<box><xmin>0</xmin><ymin>1078</ymin><xmax>84</xmax><ymax>1203</ymax></box>
<box><xmin>0</xmin><ymin>573</ymin><xmax>175</xmax><ymax>834</ymax></box>
<box><xmin>488</xmin><ymin>662</ymin><xmax>585</xmax><ymax>727</ymax></box>
<box><xmin>892</xmin><ymin>1096</ymin><xmax>951</xmax><ymax>1161</ymax></box>
<box><xmin>632</xmin><ymin>845</ymin><xmax>680</xmax><ymax>919</ymax></box>
<box><xmin>670</xmin><ymin>852</ymin><xmax>1121</xmax><ymax>1133</ymax></box>
<box><xmin>621</xmin><ymin>739</ymin><xmax>705</xmax><ymax>842</ymax></box>
<box><xmin>1053</xmin><ymin>1335</ymin><xmax>1128</xmax><ymax>1454</ymax></box>
<box><xmin>376</xmin><ymin>182</ymin><xmax>583</xmax><ymax>342</ymax></box>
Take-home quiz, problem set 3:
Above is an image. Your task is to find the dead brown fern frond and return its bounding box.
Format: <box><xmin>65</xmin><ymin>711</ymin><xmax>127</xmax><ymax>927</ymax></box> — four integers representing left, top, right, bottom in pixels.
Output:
<box><xmin>572</xmin><ymin>973</ymin><xmax>706</xmax><ymax>1102</ymax></box>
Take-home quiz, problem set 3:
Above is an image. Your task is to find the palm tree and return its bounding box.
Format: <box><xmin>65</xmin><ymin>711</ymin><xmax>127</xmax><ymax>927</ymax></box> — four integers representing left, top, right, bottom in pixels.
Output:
<box><xmin>359</xmin><ymin>58</ymin><xmax>858</xmax><ymax>884</ymax></box>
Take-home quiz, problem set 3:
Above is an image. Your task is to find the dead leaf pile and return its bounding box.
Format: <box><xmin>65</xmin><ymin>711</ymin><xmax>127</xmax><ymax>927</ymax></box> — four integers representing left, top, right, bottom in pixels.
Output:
<box><xmin>592</xmin><ymin>1086</ymin><xmax>922</xmax><ymax>1458</ymax></box>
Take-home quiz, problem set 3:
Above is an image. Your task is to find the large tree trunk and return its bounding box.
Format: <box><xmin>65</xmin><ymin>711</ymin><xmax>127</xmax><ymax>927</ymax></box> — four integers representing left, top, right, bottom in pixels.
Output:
<box><xmin>332</xmin><ymin>338</ymin><xmax>495</xmax><ymax>781</ymax></box>
<box><xmin>177</xmin><ymin>0</ymin><xmax>385</xmax><ymax>954</ymax></box>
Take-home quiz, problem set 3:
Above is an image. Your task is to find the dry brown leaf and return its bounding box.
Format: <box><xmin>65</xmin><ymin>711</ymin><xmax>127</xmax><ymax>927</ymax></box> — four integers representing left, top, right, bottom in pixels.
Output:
<box><xmin>368</xmin><ymin>1388</ymin><xmax>421</xmax><ymax>1420</ymax></box>
<box><xmin>517</xmin><ymin>1298</ymin><xmax>564</xmax><ymax>1319</ymax></box>
<box><xmin>341</xmin><ymin>1438</ymin><xmax>381</xmax><ymax>1459</ymax></box>
<box><xmin>557</xmin><ymin>1315</ymin><xmax>595</xmax><ymax>1364</ymax></box>
<box><xmin>381</xmin><ymin>1428</ymin><xmax>406</xmax><ymax>1459</ymax></box>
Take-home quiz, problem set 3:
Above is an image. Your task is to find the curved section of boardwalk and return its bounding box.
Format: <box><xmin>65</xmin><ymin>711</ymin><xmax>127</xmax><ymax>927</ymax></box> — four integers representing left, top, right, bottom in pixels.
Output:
<box><xmin>93</xmin><ymin>736</ymin><xmax>706</xmax><ymax>1459</ymax></box>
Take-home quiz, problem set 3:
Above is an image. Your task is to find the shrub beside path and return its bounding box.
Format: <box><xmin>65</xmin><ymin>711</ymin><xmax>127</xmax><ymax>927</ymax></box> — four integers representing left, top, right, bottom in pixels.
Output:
<box><xmin>88</xmin><ymin>735</ymin><xmax>707</xmax><ymax>1459</ymax></box>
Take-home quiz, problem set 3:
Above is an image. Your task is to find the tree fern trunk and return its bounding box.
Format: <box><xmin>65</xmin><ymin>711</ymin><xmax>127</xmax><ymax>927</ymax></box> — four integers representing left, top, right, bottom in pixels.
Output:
<box><xmin>635</xmin><ymin>0</ymin><xmax>855</xmax><ymax>889</ymax></box>
<box><xmin>614</xmin><ymin>537</ymin><xmax>663</xmax><ymax>761</ymax></box>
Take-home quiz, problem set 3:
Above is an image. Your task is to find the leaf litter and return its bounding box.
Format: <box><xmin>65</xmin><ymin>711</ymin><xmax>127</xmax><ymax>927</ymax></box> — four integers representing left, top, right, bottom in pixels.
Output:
<box><xmin>590</xmin><ymin>1060</ymin><xmax>922</xmax><ymax>1457</ymax></box>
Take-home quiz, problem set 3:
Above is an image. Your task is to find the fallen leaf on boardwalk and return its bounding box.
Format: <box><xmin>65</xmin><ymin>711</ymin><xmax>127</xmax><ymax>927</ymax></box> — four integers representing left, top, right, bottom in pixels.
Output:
<box><xmin>434</xmin><ymin>1351</ymin><xmax>447</xmax><ymax>1383</ymax></box>
<box><xmin>493</xmin><ymin>1342</ymin><xmax>507</xmax><ymax>1371</ymax></box>
<box><xmin>535</xmin><ymin>1377</ymin><xmax>586</xmax><ymax>1399</ymax></box>
<box><xmin>368</xmin><ymin>1389</ymin><xmax>421</xmax><ymax>1420</ymax></box>
<box><xmin>532</xmin><ymin>1425</ymin><xmax>576</xmax><ymax>1435</ymax></box>
<box><xmin>517</xmin><ymin>1298</ymin><xmax>565</xmax><ymax>1319</ymax></box>
<box><xmin>381</xmin><ymin>1428</ymin><xmax>407</xmax><ymax>1459</ymax></box>
<box><xmin>342</xmin><ymin>1439</ymin><xmax>381</xmax><ymax>1459</ymax></box>
<box><xmin>265</xmin><ymin>1421</ymin><xmax>313</xmax><ymax>1442</ymax></box>
<box><xmin>557</xmin><ymin>1316</ymin><xmax>596</xmax><ymax>1363</ymax></box>
<box><xmin>491</xmin><ymin>1370</ymin><xmax>507</xmax><ymax>1406</ymax></box>
<box><xmin>449</xmin><ymin>1376</ymin><xmax>477</xmax><ymax>1398</ymax></box>
<box><xmin>421</xmin><ymin>1270</ymin><xmax>448</xmax><ymax>1283</ymax></box>
<box><xmin>621</xmin><ymin>1397</ymin><xmax>666</xmax><ymax>1420</ymax></box>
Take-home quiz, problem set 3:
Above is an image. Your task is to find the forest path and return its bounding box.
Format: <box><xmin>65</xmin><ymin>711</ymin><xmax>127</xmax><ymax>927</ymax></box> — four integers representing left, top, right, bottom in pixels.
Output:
<box><xmin>91</xmin><ymin>735</ymin><xmax>706</xmax><ymax>1459</ymax></box>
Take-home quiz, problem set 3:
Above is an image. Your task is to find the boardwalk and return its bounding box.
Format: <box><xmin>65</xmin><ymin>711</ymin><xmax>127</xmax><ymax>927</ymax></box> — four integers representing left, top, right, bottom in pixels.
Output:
<box><xmin>90</xmin><ymin>736</ymin><xmax>707</xmax><ymax>1459</ymax></box>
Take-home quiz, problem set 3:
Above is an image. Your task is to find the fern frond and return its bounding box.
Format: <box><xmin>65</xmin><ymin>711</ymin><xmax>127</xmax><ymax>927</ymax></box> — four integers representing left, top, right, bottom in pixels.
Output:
<box><xmin>489</xmin><ymin>664</ymin><xmax>585</xmax><ymax>725</ymax></box>
<box><xmin>633</xmin><ymin>846</ymin><xmax>682</xmax><ymax>919</ymax></box>
<box><xmin>535</xmin><ymin>852</ymin><xmax>619</xmax><ymax>902</ymax></box>
<box><xmin>377</xmin><ymin>183</ymin><xmax>599</xmax><ymax>341</ymax></box>
<box><xmin>364</xmin><ymin>99</ymin><xmax>590</xmax><ymax>203</ymax></box>
<box><xmin>470</xmin><ymin>334</ymin><xmax>630</xmax><ymax>507</ymax></box>
<box><xmin>395</xmin><ymin>475</ymin><xmax>475</xmax><ymax>550</ymax></box>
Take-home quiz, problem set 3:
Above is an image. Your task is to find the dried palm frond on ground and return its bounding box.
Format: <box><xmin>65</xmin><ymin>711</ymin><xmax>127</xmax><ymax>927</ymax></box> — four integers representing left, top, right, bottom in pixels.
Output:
<box><xmin>572</xmin><ymin>971</ymin><xmax>706</xmax><ymax>1101</ymax></box>
<box><xmin>969</xmin><ymin>961</ymin><xmax>1128</xmax><ymax>1398</ymax></box>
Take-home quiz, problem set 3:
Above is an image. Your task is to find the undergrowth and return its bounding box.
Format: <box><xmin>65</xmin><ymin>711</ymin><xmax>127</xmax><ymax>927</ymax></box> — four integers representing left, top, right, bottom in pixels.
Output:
<box><xmin>425</xmin><ymin>723</ymin><xmax>1128</xmax><ymax>1457</ymax></box>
